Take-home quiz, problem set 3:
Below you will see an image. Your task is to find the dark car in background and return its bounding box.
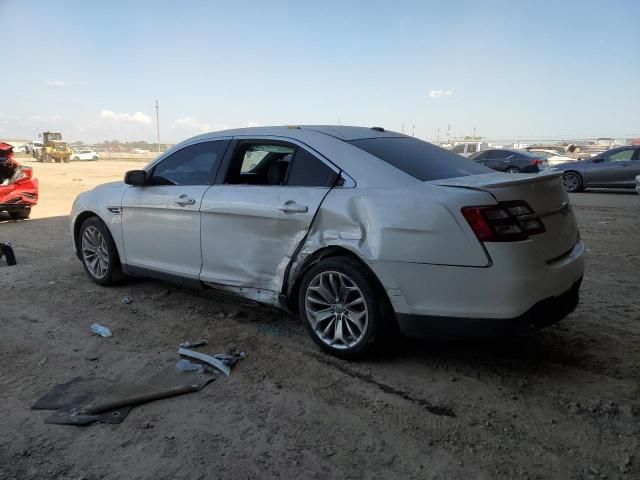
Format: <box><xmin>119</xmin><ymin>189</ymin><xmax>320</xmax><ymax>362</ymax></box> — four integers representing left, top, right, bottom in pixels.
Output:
<box><xmin>550</xmin><ymin>146</ymin><xmax>640</xmax><ymax>192</ymax></box>
<box><xmin>468</xmin><ymin>149</ymin><xmax>548</xmax><ymax>173</ymax></box>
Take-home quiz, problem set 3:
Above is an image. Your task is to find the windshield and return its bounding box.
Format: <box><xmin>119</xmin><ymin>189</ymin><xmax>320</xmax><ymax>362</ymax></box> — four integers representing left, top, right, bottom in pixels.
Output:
<box><xmin>349</xmin><ymin>137</ymin><xmax>492</xmax><ymax>181</ymax></box>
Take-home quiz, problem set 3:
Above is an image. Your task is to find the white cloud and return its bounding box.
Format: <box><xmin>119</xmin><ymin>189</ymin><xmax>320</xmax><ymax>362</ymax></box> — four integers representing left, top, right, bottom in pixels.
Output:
<box><xmin>171</xmin><ymin>117</ymin><xmax>228</xmax><ymax>134</ymax></box>
<box><xmin>45</xmin><ymin>80</ymin><xmax>88</xmax><ymax>88</ymax></box>
<box><xmin>99</xmin><ymin>109</ymin><xmax>152</xmax><ymax>125</ymax></box>
<box><xmin>429</xmin><ymin>88</ymin><xmax>454</xmax><ymax>99</ymax></box>
<box><xmin>172</xmin><ymin>116</ymin><xmax>212</xmax><ymax>132</ymax></box>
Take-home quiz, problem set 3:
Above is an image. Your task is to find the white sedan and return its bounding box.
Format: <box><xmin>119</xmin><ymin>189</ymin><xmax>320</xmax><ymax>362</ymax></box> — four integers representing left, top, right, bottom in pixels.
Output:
<box><xmin>70</xmin><ymin>126</ymin><xmax>585</xmax><ymax>358</ymax></box>
<box><xmin>527</xmin><ymin>148</ymin><xmax>576</xmax><ymax>166</ymax></box>
<box><xmin>71</xmin><ymin>150</ymin><xmax>99</xmax><ymax>161</ymax></box>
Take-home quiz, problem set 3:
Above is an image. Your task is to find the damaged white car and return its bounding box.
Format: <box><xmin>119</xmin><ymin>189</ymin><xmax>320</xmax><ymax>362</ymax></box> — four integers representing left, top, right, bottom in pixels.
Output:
<box><xmin>70</xmin><ymin>126</ymin><xmax>585</xmax><ymax>358</ymax></box>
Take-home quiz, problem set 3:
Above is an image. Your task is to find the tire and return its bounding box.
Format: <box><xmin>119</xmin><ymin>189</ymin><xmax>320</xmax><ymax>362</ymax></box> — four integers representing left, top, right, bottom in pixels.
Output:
<box><xmin>562</xmin><ymin>172</ymin><xmax>583</xmax><ymax>193</ymax></box>
<box><xmin>298</xmin><ymin>256</ymin><xmax>391</xmax><ymax>359</ymax></box>
<box><xmin>92</xmin><ymin>156</ymin><xmax>98</xmax><ymax>161</ymax></box>
<box><xmin>506</xmin><ymin>167</ymin><xmax>520</xmax><ymax>173</ymax></box>
<box><xmin>9</xmin><ymin>207</ymin><xmax>30</xmax><ymax>220</ymax></box>
<box><xmin>78</xmin><ymin>216</ymin><xmax>123</xmax><ymax>286</ymax></box>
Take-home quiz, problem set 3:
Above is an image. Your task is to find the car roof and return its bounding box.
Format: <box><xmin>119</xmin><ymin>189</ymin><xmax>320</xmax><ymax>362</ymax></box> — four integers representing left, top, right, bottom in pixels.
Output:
<box><xmin>190</xmin><ymin>125</ymin><xmax>404</xmax><ymax>142</ymax></box>
<box><xmin>153</xmin><ymin>125</ymin><xmax>418</xmax><ymax>188</ymax></box>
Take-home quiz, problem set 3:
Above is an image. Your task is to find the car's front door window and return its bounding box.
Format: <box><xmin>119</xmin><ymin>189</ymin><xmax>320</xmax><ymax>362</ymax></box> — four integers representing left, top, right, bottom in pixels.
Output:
<box><xmin>151</xmin><ymin>141</ymin><xmax>229</xmax><ymax>186</ymax></box>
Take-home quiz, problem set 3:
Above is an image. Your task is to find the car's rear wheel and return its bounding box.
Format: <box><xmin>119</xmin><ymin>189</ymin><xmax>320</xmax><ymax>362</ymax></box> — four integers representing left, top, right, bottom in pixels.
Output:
<box><xmin>562</xmin><ymin>172</ymin><xmax>583</xmax><ymax>193</ymax></box>
<box><xmin>92</xmin><ymin>156</ymin><xmax>98</xmax><ymax>161</ymax></box>
<box><xmin>9</xmin><ymin>207</ymin><xmax>30</xmax><ymax>220</ymax></box>
<box><xmin>298</xmin><ymin>257</ymin><xmax>389</xmax><ymax>359</ymax></box>
<box><xmin>506</xmin><ymin>167</ymin><xmax>520</xmax><ymax>173</ymax></box>
<box><xmin>79</xmin><ymin>217</ymin><xmax>122</xmax><ymax>285</ymax></box>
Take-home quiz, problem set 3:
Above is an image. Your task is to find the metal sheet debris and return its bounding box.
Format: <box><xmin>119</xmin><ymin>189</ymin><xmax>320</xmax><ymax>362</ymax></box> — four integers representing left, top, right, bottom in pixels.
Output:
<box><xmin>33</xmin><ymin>364</ymin><xmax>216</xmax><ymax>426</ymax></box>
<box><xmin>178</xmin><ymin>348</ymin><xmax>231</xmax><ymax>376</ymax></box>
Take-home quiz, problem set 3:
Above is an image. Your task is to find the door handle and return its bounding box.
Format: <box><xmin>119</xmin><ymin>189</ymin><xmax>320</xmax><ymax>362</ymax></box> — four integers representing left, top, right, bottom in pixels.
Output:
<box><xmin>174</xmin><ymin>195</ymin><xmax>196</xmax><ymax>207</ymax></box>
<box><xmin>278</xmin><ymin>201</ymin><xmax>308</xmax><ymax>214</ymax></box>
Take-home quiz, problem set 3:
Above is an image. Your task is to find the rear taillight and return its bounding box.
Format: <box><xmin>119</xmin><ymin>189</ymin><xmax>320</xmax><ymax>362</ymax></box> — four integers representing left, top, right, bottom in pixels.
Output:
<box><xmin>528</xmin><ymin>158</ymin><xmax>547</xmax><ymax>168</ymax></box>
<box><xmin>462</xmin><ymin>201</ymin><xmax>545</xmax><ymax>242</ymax></box>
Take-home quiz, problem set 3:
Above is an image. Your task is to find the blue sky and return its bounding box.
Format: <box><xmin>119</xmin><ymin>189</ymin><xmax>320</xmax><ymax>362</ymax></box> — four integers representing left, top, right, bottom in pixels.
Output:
<box><xmin>1</xmin><ymin>0</ymin><xmax>638</xmax><ymax>143</ymax></box>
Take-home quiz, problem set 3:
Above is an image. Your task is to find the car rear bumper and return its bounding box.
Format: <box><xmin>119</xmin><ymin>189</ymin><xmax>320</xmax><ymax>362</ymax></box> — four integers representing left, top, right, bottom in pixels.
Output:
<box><xmin>368</xmin><ymin>239</ymin><xmax>585</xmax><ymax>328</ymax></box>
<box><xmin>396</xmin><ymin>277</ymin><xmax>581</xmax><ymax>337</ymax></box>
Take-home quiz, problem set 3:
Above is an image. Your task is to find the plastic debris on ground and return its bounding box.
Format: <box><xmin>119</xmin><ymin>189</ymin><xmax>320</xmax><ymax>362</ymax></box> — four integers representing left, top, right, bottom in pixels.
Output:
<box><xmin>90</xmin><ymin>323</ymin><xmax>112</xmax><ymax>337</ymax></box>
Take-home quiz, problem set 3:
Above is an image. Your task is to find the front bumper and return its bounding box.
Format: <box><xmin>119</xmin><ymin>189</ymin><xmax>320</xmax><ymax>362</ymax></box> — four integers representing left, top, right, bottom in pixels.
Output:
<box><xmin>396</xmin><ymin>277</ymin><xmax>581</xmax><ymax>338</ymax></box>
<box><xmin>0</xmin><ymin>202</ymin><xmax>34</xmax><ymax>213</ymax></box>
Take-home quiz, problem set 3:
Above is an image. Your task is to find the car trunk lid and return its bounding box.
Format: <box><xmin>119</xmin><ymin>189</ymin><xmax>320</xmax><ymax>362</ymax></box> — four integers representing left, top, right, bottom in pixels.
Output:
<box><xmin>433</xmin><ymin>171</ymin><xmax>579</xmax><ymax>262</ymax></box>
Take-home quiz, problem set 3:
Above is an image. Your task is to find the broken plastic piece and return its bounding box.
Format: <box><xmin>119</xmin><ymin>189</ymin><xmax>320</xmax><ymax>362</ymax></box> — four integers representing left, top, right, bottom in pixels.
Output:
<box><xmin>91</xmin><ymin>323</ymin><xmax>112</xmax><ymax>337</ymax></box>
<box><xmin>178</xmin><ymin>348</ymin><xmax>231</xmax><ymax>376</ymax></box>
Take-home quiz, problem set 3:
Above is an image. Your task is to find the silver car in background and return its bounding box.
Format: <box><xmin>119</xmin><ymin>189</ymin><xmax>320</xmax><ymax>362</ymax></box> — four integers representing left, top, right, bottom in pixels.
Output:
<box><xmin>70</xmin><ymin>126</ymin><xmax>584</xmax><ymax>358</ymax></box>
<box><xmin>551</xmin><ymin>146</ymin><xmax>640</xmax><ymax>192</ymax></box>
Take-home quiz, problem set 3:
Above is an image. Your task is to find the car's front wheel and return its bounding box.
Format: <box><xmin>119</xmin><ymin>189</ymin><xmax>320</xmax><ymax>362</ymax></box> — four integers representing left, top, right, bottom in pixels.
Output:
<box><xmin>562</xmin><ymin>172</ymin><xmax>583</xmax><ymax>193</ymax></box>
<box><xmin>78</xmin><ymin>217</ymin><xmax>123</xmax><ymax>285</ymax></box>
<box><xmin>298</xmin><ymin>257</ymin><xmax>389</xmax><ymax>359</ymax></box>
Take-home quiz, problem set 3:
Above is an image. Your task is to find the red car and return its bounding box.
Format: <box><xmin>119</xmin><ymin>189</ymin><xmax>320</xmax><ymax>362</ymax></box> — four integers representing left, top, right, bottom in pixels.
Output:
<box><xmin>0</xmin><ymin>142</ymin><xmax>38</xmax><ymax>219</ymax></box>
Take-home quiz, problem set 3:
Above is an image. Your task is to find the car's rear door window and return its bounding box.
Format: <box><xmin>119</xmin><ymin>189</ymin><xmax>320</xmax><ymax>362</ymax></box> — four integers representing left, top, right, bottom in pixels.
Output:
<box><xmin>287</xmin><ymin>148</ymin><xmax>338</xmax><ymax>187</ymax></box>
<box><xmin>225</xmin><ymin>143</ymin><xmax>295</xmax><ymax>185</ymax></box>
<box><xmin>349</xmin><ymin>137</ymin><xmax>491</xmax><ymax>181</ymax></box>
<box><xmin>150</xmin><ymin>140</ymin><xmax>229</xmax><ymax>186</ymax></box>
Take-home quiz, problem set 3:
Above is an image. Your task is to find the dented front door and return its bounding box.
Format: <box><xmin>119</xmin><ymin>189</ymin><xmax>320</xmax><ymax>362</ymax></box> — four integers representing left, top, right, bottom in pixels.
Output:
<box><xmin>198</xmin><ymin>185</ymin><xmax>329</xmax><ymax>292</ymax></box>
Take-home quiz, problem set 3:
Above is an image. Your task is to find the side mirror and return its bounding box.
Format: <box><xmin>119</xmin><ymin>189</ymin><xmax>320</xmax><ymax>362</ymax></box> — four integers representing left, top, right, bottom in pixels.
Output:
<box><xmin>592</xmin><ymin>157</ymin><xmax>604</xmax><ymax>163</ymax></box>
<box><xmin>124</xmin><ymin>170</ymin><xmax>147</xmax><ymax>186</ymax></box>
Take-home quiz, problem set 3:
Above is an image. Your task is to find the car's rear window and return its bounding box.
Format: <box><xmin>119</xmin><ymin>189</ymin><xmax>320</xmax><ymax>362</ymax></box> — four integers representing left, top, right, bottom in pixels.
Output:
<box><xmin>348</xmin><ymin>137</ymin><xmax>492</xmax><ymax>181</ymax></box>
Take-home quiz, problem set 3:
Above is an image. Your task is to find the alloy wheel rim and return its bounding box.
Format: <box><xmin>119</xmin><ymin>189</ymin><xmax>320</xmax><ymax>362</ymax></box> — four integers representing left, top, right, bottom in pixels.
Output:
<box><xmin>563</xmin><ymin>174</ymin><xmax>578</xmax><ymax>191</ymax></box>
<box><xmin>304</xmin><ymin>271</ymin><xmax>368</xmax><ymax>349</ymax></box>
<box><xmin>81</xmin><ymin>226</ymin><xmax>109</xmax><ymax>279</ymax></box>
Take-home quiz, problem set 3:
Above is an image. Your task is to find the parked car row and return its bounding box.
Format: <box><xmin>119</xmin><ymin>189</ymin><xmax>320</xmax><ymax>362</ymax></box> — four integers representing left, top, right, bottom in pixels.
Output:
<box><xmin>464</xmin><ymin>145</ymin><xmax>640</xmax><ymax>193</ymax></box>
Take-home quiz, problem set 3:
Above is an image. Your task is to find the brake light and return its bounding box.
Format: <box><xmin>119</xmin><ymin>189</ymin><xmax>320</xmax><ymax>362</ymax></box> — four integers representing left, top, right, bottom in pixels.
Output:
<box><xmin>462</xmin><ymin>201</ymin><xmax>545</xmax><ymax>242</ymax></box>
<box><xmin>528</xmin><ymin>158</ymin><xmax>547</xmax><ymax>167</ymax></box>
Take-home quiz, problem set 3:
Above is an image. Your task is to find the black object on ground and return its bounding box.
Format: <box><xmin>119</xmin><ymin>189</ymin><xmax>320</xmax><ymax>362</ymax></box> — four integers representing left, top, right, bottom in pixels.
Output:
<box><xmin>0</xmin><ymin>242</ymin><xmax>16</xmax><ymax>266</ymax></box>
<box><xmin>33</xmin><ymin>364</ymin><xmax>216</xmax><ymax>426</ymax></box>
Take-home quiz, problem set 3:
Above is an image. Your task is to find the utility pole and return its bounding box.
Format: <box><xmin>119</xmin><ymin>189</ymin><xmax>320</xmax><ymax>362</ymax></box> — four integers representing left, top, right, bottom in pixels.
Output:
<box><xmin>412</xmin><ymin>125</ymin><xmax>415</xmax><ymax>137</ymax></box>
<box><xmin>155</xmin><ymin>99</ymin><xmax>160</xmax><ymax>153</ymax></box>
<box><xmin>401</xmin><ymin>121</ymin><xmax>405</xmax><ymax>134</ymax></box>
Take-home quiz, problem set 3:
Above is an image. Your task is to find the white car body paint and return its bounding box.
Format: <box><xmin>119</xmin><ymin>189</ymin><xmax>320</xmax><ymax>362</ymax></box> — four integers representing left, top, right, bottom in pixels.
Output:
<box><xmin>71</xmin><ymin>126</ymin><xmax>585</xmax><ymax>333</ymax></box>
<box><xmin>72</xmin><ymin>150</ymin><xmax>99</xmax><ymax>161</ymax></box>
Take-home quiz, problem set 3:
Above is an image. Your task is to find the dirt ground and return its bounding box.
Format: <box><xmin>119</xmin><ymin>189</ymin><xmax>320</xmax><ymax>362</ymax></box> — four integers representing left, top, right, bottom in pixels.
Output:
<box><xmin>1</xmin><ymin>157</ymin><xmax>639</xmax><ymax>480</ymax></box>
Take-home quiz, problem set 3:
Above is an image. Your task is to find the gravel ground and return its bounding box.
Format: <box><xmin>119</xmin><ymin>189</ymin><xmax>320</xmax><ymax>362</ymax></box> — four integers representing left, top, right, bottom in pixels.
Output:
<box><xmin>1</xmin><ymin>159</ymin><xmax>639</xmax><ymax>480</ymax></box>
